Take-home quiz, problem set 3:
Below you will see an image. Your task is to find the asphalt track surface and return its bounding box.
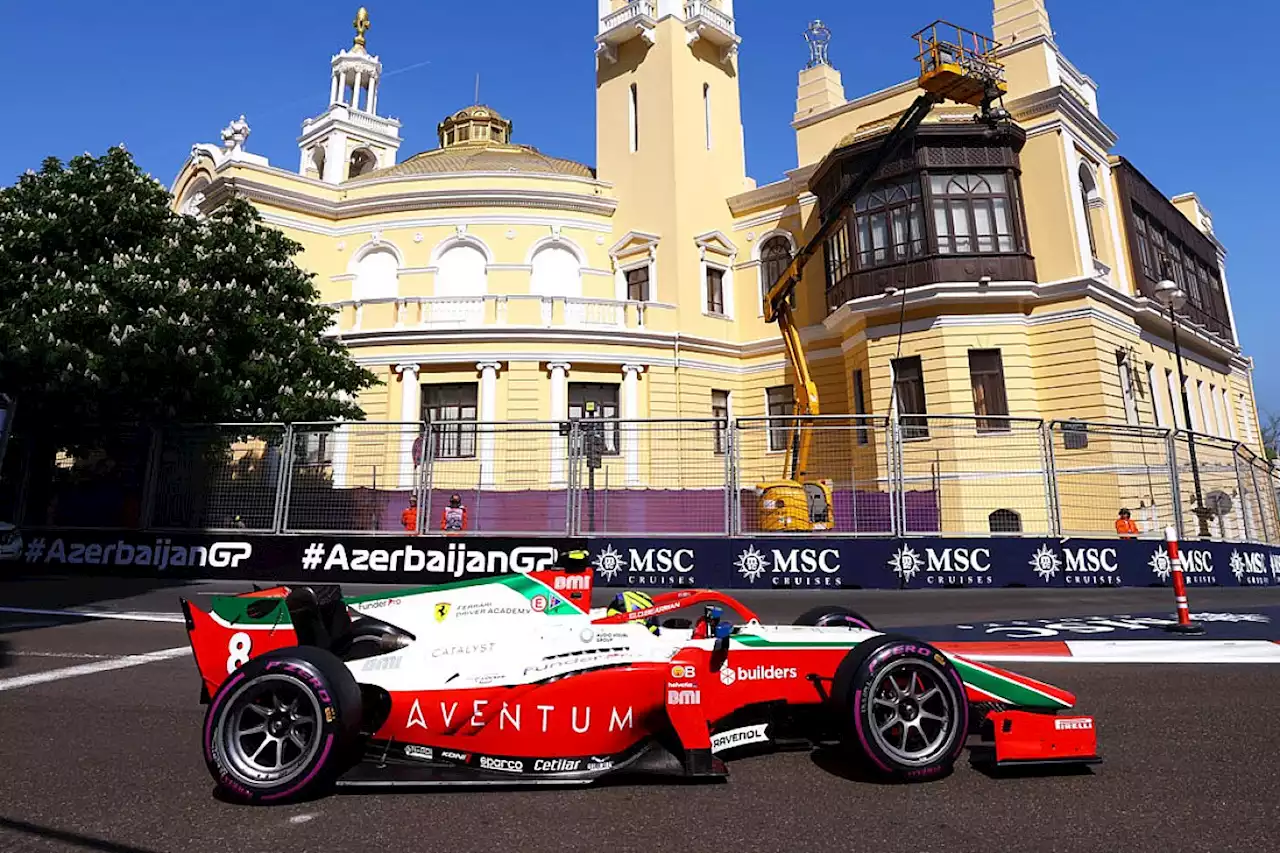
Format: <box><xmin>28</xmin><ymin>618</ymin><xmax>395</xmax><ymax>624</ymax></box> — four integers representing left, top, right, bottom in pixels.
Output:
<box><xmin>2</xmin><ymin>577</ymin><xmax>1280</xmax><ymax>853</ymax></box>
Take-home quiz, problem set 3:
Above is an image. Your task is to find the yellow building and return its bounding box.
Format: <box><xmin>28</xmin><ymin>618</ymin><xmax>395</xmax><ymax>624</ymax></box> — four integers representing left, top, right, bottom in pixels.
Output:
<box><xmin>171</xmin><ymin>1</ymin><xmax>1270</xmax><ymax>539</ymax></box>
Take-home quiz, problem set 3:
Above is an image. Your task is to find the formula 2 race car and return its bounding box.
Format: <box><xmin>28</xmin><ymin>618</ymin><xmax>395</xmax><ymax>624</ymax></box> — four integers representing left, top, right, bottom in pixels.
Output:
<box><xmin>182</xmin><ymin>555</ymin><xmax>1100</xmax><ymax>804</ymax></box>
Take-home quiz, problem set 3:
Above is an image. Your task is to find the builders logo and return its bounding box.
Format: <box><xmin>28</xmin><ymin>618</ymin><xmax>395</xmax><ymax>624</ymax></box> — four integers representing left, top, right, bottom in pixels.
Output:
<box><xmin>591</xmin><ymin>543</ymin><xmax>696</xmax><ymax>587</ymax></box>
<box><xmin>734</xmin><ymin>545</ymin><xmax>843</xmax><ymax>588</ymax></box>
<box><xmin>888</xmin><ymin>544</ymin><xmax>992</xmax><ymax>586</ymax></box>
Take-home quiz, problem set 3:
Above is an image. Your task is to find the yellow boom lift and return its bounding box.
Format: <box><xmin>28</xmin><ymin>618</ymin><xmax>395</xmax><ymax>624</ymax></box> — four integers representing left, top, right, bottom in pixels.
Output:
<box><xmin>756</xmin><ymin>22</ymin><xmax>1011</xmax><ymax>531</ymax></box>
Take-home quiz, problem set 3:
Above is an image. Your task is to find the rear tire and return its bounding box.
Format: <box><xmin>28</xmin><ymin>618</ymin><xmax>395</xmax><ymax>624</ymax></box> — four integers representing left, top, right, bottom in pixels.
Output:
<box><xmin>203</xmin><ymin>646</ymin><xmax>362</xmax><ymax>804</ymax></box>
<box><xmin>832</xmin><ymin>635</ymin><xmax>968</xmax><ymax>782</ymax></box>
<box><xmin>793</xmin><ymin>605</ymin><xmax>875</xmax><ymax>631</ymax></box>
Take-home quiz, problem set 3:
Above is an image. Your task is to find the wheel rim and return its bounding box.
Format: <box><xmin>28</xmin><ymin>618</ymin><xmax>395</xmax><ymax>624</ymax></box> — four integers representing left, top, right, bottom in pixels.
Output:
<box><xmin>865</xmin><ymin>658</ymin><xmax>957</xmax><ymax>766</ymax></box>
<box><xmin>217</xmin><ymin>674</ymin><xmax>324</xmax><ymax>787</ymax></box>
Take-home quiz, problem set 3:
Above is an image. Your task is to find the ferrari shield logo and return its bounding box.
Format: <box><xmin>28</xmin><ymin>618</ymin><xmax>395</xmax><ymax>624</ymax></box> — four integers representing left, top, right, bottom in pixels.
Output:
<box><xmin>434</xmin><ymin>602</ymin><xmax>451</xmax><ymax>623</ymax></box>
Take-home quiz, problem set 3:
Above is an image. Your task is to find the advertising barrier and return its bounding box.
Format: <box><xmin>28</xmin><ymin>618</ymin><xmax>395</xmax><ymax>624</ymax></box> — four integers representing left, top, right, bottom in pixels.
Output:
<box><xmin>8</xmin><ymin>528</ymin><xmax>1280</xmax><ymax>590</ymax></box>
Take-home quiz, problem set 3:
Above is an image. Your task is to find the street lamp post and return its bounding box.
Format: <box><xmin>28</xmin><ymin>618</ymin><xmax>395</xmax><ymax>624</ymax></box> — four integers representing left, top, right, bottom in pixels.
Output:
<box><xmin>1153</xmin><ymin>275</ymin><xmax>1214</xmax><ymax>539</ymax></box>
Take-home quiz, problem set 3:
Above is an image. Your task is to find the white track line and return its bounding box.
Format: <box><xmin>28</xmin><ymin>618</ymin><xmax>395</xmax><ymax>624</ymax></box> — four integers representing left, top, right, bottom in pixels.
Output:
<box><xmin>959</xmin><ymin>641</ymin><xmax>1280</xmax><ymax>664</ymax></box>
<box><xmin>1065</xmin><ymin>639</ymin><xmax>1280</xmax><ymax>663</ymax></box>
<box><xmin>0</xmin><ymin>606</ymin><xmax>183</xmax><ymax>624</ymax></box>
<box><xmin>0</xmin><ymin>647</ymin><xmax>190</xmax><ymax>693</ymax></box>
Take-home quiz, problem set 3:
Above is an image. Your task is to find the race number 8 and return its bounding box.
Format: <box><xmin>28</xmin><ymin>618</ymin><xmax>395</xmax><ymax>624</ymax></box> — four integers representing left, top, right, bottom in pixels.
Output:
<box><xmin>227</xmin><ymin>632</ymin><xmax>252</xmax><ymax>673</ymax></box>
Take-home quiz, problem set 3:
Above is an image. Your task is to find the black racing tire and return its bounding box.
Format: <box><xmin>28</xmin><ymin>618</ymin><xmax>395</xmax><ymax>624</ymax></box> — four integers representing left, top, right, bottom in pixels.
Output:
<box><xmin>831</xmin><ymin>634</ymin><xmax>969</xmax><ymax>782</ymax></box>
<box><xmin>203</xmin><ymin>645</ymin><xmax>362</xmax><ymax>805</ymax></box>
<box><xmin>793</xmin><ymin>605</ymin><xmax>875</xmax><ymax>631</ymax></box>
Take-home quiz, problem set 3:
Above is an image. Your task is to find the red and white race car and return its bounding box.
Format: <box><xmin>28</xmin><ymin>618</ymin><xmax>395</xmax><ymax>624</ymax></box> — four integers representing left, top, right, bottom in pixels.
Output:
<box><xmin>182</xmin><ymin>554</ymin><xmax>1099</xmax><ymax>804</ymax></box>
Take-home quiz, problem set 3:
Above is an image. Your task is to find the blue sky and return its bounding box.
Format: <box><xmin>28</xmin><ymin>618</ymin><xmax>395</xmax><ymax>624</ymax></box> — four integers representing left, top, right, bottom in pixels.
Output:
<box><xmin>7</xmin><ymin>0</ymin><xmax>1276</xmax><ymax>412</ymax></box>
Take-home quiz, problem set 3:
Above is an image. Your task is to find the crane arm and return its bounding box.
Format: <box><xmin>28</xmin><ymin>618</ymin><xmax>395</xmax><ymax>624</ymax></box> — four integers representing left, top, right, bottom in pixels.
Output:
<box><xmin>763</xmin><ymin>91</ymin><xmax>943</xmax><ymax>326</ymax></box>
<box><xmin>765</xmin><ymin>92</ymin><xmax>942</xmax><ymax>481</ymax></box>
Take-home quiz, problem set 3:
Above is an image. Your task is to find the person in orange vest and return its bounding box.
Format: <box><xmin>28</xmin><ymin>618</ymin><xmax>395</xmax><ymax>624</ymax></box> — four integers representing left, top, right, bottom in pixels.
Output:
<box><xmin>440</xmin><ymin>493</ymin><xmax>469</xmax><ymax>532</ymax></box>
<box><xmin>400</xmin><ymin>494</ymin><xmax>419</xmax><ymax>534</ymax></box>
<box><xmin>1115</xmin><ymin>507</ymin><xmax>1139</xmax><ymax>539</ymax></box>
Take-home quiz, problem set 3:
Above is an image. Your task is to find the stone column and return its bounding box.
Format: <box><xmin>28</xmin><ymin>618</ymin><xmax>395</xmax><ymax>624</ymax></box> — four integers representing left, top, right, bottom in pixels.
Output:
<box><xmin>353</xmin><ymin>71</ymin><xmax>364</xmax><ymax>110</ymax></box>
<box><xmin>622</xmin><ymin>363</ymin><xmax>646</xmax><ymax>486</ymax></box>
<box><xmin>396</xmin><ymin>364</ymin><xmax>421</xmax><ymax>489</ymax></box>
<box><xmin>330</xmin><ymin>72</ymin><xmax>340</xmax><ymax>104</ymax></box>
<box><xmin>477</xmin><ymin>362</ymin><xmax>503</xmax><ymax>487</ymax></box>
<box><xmin>368</xmin><ymin>77</ymin><xmax>378</xmax><ymax>114</ymax></box>
<box><xmin>548</xmin><ymin>362</ymin><xmax>571</xmax><ymax>486</ymax></box>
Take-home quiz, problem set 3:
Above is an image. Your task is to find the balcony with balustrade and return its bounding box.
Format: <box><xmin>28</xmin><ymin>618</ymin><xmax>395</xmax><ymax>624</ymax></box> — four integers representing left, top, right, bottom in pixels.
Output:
<box><xmin>597</xmin><ymin>1</ymin><xmax>658</xmax><ymax>62</ymax></box>
<box><xmin>684</xmin><ymin>1</ymin><xmax>739</xmax><ymax>60</ymax></box>
<box><xmin>325</xmin><ymin>294</ymin><xmax>678</xmax><ymax>337</ymax></box>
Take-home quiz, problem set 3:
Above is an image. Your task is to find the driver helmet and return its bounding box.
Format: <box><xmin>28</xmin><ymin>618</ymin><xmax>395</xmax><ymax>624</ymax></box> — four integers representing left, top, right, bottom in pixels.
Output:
<box><xmin>556</xmin><ymin>548</ymin><xmax>591</xmax><ymax>572</ymax></box>
<box><xmin>606</xmin><ymin>590</ymin><xmax>659</xmax><ymax>635</ymax></box>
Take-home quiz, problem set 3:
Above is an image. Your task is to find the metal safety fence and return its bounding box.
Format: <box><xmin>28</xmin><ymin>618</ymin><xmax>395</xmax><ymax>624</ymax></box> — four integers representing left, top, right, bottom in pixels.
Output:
<box><xmin>3</xmin><ymin>416</ymin><xmax>1278</xmax><ymax>543</ymax></box>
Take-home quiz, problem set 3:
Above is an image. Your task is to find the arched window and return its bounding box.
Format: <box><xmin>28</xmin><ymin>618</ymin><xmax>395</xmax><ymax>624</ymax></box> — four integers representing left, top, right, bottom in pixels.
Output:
<box><xmin>435</xmin><ymin>243</ymin><xmax>488</xmax><ymax>297</ymax></box>
<box><xmin>348</xmin><ymin>148</ymin><xmax>377</xmax><ymax>179</ymax></box>
<box><xmin>351</xmin><ymin>247</ymin><xmax>399</xmax><ymax>301</ymax></box>
<box><xmin>851</xmin><ymin>179</ymin><xmax>926</xmax><ymax>269</ymax></box>
<box><xmin>988</xmin><ymin>508</ymin><xmax>1022</xmax><ymax>534</ymax></box>
<box><xmin>759</xmin><ymin>235</ymin><xmax>796</xmax><ymax>308</ymax></box>
<box><xmin>529</xmin><ymin>243</ymin><xmax>582</xmax><ymax>298</ymax></box>
<box><xmin>311</xmin><ymin>147</ymin><xmax>327</xmax><ymax>181</ymax></box>
<box><xmin>1078</xmin><ymin>163</ymin><xmax>1099</xmax><ymax>260</ymax></box>
<box><xmin>179</xmin><ymin>176</ymin><xmax>210</xmax><ymax>217</ymax></box>
<box><xmin>930</xmin><ymin>173</ymin><xmax>1015</xmax><ymax>254</ymax></box>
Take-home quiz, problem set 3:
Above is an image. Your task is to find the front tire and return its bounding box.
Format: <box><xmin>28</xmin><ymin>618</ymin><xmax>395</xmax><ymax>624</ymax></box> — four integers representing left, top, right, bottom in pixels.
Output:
<box><xmin>794</xmin><ymin>605</ymin><xmax>875</xmax><ymax>631</ymax></box>
<box><xmin>203</xmin><ymin>646</ymin><xmax>362</xmax><ymax>804</ymax></box>
<box><xmin>832</xmin><ymin>635</ymin><xmax>969</xmax><ymax>781</ymax></box>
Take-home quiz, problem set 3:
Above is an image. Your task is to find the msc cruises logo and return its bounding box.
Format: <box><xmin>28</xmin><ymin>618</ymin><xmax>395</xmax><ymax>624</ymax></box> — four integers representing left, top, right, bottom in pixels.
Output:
<box><xmin>1149</xmin><ymin>548</ymin><xmax>1174</xmax><ymax>582</ymax></box>
<box><xmin>1029</xmin><ymin>544</ymin><xmax>1061</xmax><ymax>583</ymax></box>
<box><xmin>888</xmin><ymin>545</ymin><xmax>923</xmax><ymax>583</ymax></box>
<box><xmin>593</xmin><ymin>545</ymin><xmax>625</xmax><ymax>582</ymax></box>
<box><xmin>735</xmin><ymin>546</ymin><xmax>769</xmax><ymax>583</ymax></box>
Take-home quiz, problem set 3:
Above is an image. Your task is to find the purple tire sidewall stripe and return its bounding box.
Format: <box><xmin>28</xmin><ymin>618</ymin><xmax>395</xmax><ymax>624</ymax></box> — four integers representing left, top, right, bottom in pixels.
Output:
<box><xmin>261</xmin><ymin>733</ymin><xmax>335</xmax><ymax>802</ymax></box>
<box><xmin>204</xmin><ymin>671</ymin><xmax>246</xmax><ymax>762</ymax></box>
<box><xmin>946</xmin><ymin>665</ymin><xmax>970</xmax><ymax>760</ymax></box>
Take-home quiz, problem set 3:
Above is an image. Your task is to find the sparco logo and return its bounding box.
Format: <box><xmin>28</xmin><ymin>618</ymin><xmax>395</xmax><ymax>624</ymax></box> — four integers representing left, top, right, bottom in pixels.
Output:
<box><xmin>22</xmin><ymin>537</ymin><xmax>251</xmax><ymax>572</ymax></box>
<box><xmin>889</xmin><ymin>545</ymin><xmax>991</xmax><ymax>586</ymax></box>
<box><xmin>735</xmin><ymin>545</ymin><xmax>841</xmax><ymax>587</ymax></box>
<box><xmin>1149</xmin><ymin>548</ymin><xmax>1215</xmax><ymax>585</ymax></box>
<box><xmin>479</xmin><ymin>757</ymin><xmax>523</xmax><ymax>773</ymax></box>
<box><xmin>591</xmin><ymin>544</ymin><xmax>695</xmax><ymax>586</ymax></box>
<box><xmin>302</xmin><ymin>541</ymin><xmax>556</xmax><ymax>577</ymax></box>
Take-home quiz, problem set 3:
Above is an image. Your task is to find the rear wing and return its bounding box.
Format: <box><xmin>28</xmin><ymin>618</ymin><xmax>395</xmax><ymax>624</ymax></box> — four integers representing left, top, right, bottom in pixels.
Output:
<box><xmin>180</xmin><ymin>585</ymin><xmax>309</xmax><ymax>701</ymax></box>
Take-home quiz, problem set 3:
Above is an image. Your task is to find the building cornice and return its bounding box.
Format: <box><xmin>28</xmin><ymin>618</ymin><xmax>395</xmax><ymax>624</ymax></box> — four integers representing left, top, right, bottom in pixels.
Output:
<box><xmin>203</xmin><ymin>175</ymin><xmax>618</xmax><ymax>221</ymax></box>
<box><xmin>823</xmin><ymin>276</ymin><xmax>1246</xmax><ymax>369</ymax></box>
<box><xmin>1006</xmin><ymin>86</ymin><xmax>1118</xmax><ymax>153</ymax></box>
<box><xmin>790</xmin><ymin>78</ymin><xmax>918</xmax><ymax>131</ymax></box>
<box><xmin>261</xmin><ymin>211</ymin><xmax>614</xmax><ymax>238</ymax></box>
